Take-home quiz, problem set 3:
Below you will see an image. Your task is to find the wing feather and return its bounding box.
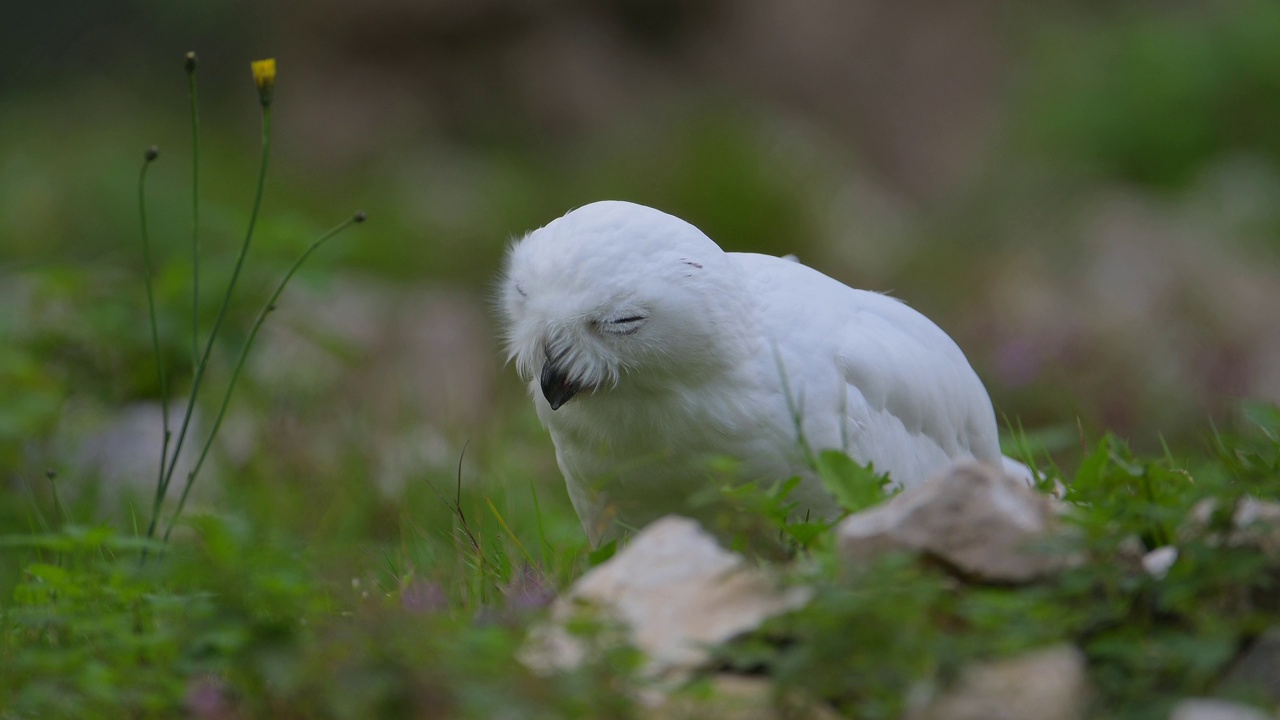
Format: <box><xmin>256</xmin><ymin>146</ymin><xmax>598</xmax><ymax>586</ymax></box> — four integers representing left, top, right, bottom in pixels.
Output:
<box><xmin>735</xmin><ymin>252</ymin><xmax>1002</xmax><ymax>489</ymax></box>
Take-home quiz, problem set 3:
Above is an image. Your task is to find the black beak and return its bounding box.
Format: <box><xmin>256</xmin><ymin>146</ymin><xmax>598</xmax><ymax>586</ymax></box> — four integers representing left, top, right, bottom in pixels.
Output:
<box><xmin>540</xmin><ymin>360</ymin><xmax>582</xmax><ymax>411</ymax></box>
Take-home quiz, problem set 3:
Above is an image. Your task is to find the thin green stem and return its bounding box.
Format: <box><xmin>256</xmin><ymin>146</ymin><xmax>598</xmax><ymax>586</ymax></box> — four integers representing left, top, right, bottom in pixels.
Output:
<box><xmin>188</xmin><ymin>59</ymin><xmax>201</xmax><ymax>375</ymax></box>
<box><xmin>163</xmin><ymin>213</ymin><xmax>361</xmax><ymax>541</ymax></box>
<box><xmin>145</xmin><ymin>106</ymin><xmax>273</xmax><ymax>542</ymax></box>
<box><xmin>139</xmin><ymin>151</ymin><xmax>172</xmax><ymax>542</ymax></box>
<box><xmin>46</xmin><ymin>470</ymin><xmax>66</xmax><ymax>533</ymax></box>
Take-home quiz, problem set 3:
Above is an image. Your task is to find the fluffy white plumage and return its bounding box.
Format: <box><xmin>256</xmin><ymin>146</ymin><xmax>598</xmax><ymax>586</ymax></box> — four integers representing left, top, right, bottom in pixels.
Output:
<box><xmin>500</xmin><ymin>201</ymin><xmax>1020</xmax><ymax>544</ymax></box>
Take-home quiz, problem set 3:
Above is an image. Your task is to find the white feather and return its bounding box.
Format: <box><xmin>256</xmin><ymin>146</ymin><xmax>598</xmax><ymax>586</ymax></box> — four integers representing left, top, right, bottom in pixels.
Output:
<box><xmin>500</xmin><ymin>201</ymin><xmax>1017</xmax><ymax>544</ymax></box>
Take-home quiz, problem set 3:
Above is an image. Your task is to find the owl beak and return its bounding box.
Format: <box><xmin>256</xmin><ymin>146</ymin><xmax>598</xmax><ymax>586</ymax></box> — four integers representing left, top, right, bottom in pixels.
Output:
<box><xmin>540</xmin><ymin>359</ymin><xmax>581</xmax><ymax>411</ymax></box>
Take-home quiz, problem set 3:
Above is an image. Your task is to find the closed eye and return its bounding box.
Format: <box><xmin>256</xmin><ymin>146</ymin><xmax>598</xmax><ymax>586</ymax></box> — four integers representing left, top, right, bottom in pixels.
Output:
<box><xmin>599</xmin><ymin>315</ymin><xmax>648</xmax><ymax>336</ymax></box>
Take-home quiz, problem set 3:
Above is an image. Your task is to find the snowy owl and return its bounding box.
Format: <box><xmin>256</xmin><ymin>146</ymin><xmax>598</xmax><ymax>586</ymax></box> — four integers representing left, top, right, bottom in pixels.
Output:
<box><xmin>500</xmin><ymin>201</ymin><xmax>1021</xmax><ymax>545</ymax></box>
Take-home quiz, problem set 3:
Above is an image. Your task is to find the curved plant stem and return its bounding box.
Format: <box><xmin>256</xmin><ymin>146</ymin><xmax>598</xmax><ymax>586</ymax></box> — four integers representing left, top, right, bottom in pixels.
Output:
<box><xmin>138</xmin><ymin>153</ymin><xmax>172</xmax><ymax>541</ymax></box>
<box><xmin>163</xmin><ymin>213</ymin><xmax>361</xmax><ymax>542</ymax></box>
<box><xmin>145</xmin><ymin>105</ymin><xmax>273</xmax><ymax>542</ymax></box>
<box><xmin>188</xmin><ymin>60</ymin><xmax>201</xmax><ymax>373</ymax></box>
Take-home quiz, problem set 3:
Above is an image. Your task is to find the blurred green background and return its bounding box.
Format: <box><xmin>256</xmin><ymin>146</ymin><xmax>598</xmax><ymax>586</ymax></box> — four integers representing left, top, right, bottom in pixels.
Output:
<box><xmin>5</xmin><ymin>0</ymin><xmax>1280</xmax><ymax>565</ymax></box>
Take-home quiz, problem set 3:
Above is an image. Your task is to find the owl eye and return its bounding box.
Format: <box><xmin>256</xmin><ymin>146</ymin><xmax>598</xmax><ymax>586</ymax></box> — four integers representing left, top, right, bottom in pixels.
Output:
<box><xmin>599</xmin><ymin>314</ymin><xmax>648</xmax><ymax>336</ymax></box>
<box><xmin>515</xmin><ymin>283</ymin><xmax>528</xmax><ymax>298</ymax></box>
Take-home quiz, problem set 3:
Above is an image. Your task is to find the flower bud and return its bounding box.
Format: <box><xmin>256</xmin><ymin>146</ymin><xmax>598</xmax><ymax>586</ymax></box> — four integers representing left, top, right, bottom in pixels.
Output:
<box><xmin>250</xmin><ymin>58</ymin><xmax>276</xmax><ymax>107</ymax></box>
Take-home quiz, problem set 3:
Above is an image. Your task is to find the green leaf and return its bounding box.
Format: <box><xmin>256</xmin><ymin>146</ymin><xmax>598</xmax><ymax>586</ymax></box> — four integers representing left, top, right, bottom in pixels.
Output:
<box><xmin>24</xmin><ymin>562</ymin><xmax>70</xmax><ymax>586</ymax></box>
<box><xmin>781</xmin><ymin>521</ymin><xmax>830</xmax><ymax>546</ymax></box>
<box><xmin>587</xmin><ymin>540</ymin><xmax>617</xmax><ymax>567</ymax></box>
<box><xmin>815</xmin><ymin>450</ymin><xmax>891</xmax><ymax>513</ymax></box>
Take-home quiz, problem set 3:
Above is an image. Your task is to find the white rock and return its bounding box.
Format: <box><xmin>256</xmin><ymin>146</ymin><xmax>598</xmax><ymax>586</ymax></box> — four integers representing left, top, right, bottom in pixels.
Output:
<box><xmin>907</xmin><ymin>645</ymin><xmax>1088</xmax><ymax>720</ymax></box>
<box><xmin>1190</xmin><ymin>497</ymin><xmax>1280</xmax><ymax>530</ymax></box>
<box><xmin>1188</xmin><ymin>497</ymin><xmax>1280</xmax><ymax>556</ymax></box>
<box><xmin>1168</xmin><ymin>698</ymin><xmax>1272</xmax><ymax>720</ymax></box>
<box><xmin>837</xmin><ymin>462</ymin><xmax>1066</xmax><ymax>582</ymax></box>
<box><xmin>650</xmin><ymin>675</ymin><xmax>840</xmax><ymax>720</ymax></box>
<box><xmin>248</xmin><ymin>275</ymin><xmax>496</xmax><ymax>495</ymax></box>
<box><xmin>1218</xmin><ymin>628</ymin><xmax>1280</xmax><ymax>704</ymax></box>
<box><xmin>523</xmin><ymin>516</ymin><xmax>811</xmax><ymax>681</ymax></box>
<box><xmin>1142</xmin><ymin>545</ymin><xmax>1179</xmax><ymax>579</ymax></box>
<box><xmin>60</xmin><ymin>400</ymin><xmax>215</xmax><ymax>515</ymax></box>
<box><xmin>253</xmin><ymin>276</ymin><xmax>495</xmax><ymax>426</ymax></box>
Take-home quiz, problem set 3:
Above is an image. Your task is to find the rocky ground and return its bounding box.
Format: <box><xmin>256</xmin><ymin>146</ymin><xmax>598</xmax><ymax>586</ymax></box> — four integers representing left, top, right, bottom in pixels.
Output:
<box><xmin>525</xmin><ymin>461</ymin><xmax>1280</xmax><ymax>719</ymax></box>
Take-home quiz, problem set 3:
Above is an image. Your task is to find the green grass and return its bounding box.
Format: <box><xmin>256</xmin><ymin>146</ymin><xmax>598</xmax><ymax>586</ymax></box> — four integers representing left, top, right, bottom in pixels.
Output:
<box><xmin>0</xmin><ymin>409</ymin><xmax>615</xmax><ymax>718</ymax></box>
<box><xmin>4</xmin><ymin>400</ymin><xmax>1280</xmax><ymax>718</ymax></box>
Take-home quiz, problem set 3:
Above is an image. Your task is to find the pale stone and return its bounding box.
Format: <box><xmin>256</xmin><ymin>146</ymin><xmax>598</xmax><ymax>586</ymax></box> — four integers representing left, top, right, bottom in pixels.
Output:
<box><xmin>1168</xmin><ymin>698</ymin><xmax>1272</xmax><ymax>720</ymax></box>
<box><xmin>60</xmin><ymin>400</ymin><xmax>216</xmax><ymax>516</ymax></box>
<box><xmin>1142</xmin><ymin>545</ymin><xmax>1179</xmax><ymax>579</ymax></box>
<box><xmin>649</xmin><ymin>675</ymin><xmax>841</xmax><ymax>720</ymax></box>
<box><xmin>1217</xmin><ymin>628</ymin><xmax>1280</xmax><ymax>704</ymax></box>
<box><xmin>1188</xmin><ymin>497</ymin><xmax>1280</xmax><ymax>556</ymax></box>
<box><xmin>907</xmin><ymin>645</ymin><xmax>1088</xmax><ymax>720</ymax></box>
<box><xmin>523</xmin><ymin>516</ymin><xmax>811</xmax><ymax>681</ymax></box>
<box><xmin>838</xmin><ymin>462</ymin><xmax>1066</xmax><ymax>582</ymax></box>
<box><xmin>248</xmin><ymin>275</ymin><xmax>496</xmax><ymax>495</ymax></box>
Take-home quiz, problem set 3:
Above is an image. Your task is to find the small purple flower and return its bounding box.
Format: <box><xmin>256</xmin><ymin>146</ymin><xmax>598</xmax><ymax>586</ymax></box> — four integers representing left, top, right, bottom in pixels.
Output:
<box><xmin>401</xmin><ymin>578</ymin><xmax>448</xmax><ymax>614</ymax></box>
<box><xmin>185</xmin><ymin>674</ymin><xmax>231</xmax><ymax>719</ymax></box>
<box><xmin>503</xmin><ymin>565</ymin><xmax>554</xmax><ymax>611</ymax></box>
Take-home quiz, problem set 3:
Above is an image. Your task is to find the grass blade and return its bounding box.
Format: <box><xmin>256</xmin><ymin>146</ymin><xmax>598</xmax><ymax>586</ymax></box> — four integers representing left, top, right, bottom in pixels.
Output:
<box><xmin>163</xmin><ymin>212</ymin><xmax>364</xmax><ymax>541</ymax></box>
<box><xmin>484</xmin><ymin>496</ymin><xmax>536</xmax><ymax>568</ymax></box>
<box><xmin>186</xmin><ymin>51</ymin><xmax>201</xmax><ymax>373</ymax></box>
<box><xmin>138</xmin><ymin>145</ymin><xmax>172</xmax><ymax>545</ymax></box>
<box><xmin>147</xmin><ymin>104</ymin><xmax>272</xmax><ymax>543</ymax></box>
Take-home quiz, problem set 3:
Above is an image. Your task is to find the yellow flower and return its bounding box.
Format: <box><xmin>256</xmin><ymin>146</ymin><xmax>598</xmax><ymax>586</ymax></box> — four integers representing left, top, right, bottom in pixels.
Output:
<box><xmin>250</xmin><ymin>58</ymin><xmax>276</xmax><ymax>106</ymax></box>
